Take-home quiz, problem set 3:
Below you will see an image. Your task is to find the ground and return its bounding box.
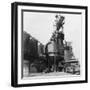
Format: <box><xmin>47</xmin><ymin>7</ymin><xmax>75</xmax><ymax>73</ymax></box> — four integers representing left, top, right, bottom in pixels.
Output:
<box><xmin>23</xmin><ymin>71</ymin><xmax>79</xmax><ymax>78</ymax></box>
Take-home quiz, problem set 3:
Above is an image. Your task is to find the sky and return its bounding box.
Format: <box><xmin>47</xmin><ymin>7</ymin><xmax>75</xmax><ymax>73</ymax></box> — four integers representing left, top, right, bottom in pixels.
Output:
<box><xmin>23</xmin><ymin>12</ymin><xmax>82</xmax><ymax>60</ymax></box>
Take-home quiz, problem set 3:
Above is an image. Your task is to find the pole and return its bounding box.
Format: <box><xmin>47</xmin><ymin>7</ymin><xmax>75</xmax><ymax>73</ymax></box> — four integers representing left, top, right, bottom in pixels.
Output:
<box><xmin>54</xmin><ymin>54</ymin><xmax>56</xmax><ymax>72</ymax></box>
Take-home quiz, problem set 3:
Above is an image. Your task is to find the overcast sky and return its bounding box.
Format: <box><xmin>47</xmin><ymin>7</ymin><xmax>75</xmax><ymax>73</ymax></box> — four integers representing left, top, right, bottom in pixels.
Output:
<box><xmin>23</xmin><ymin>12</ymin><xmax>82</xmax><ymax>60</ymax></box>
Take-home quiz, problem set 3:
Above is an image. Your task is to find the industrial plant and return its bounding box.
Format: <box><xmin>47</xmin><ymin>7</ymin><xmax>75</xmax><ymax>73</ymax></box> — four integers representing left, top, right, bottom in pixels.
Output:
<box><xmin>23</xmin><ymin>14</ymin><xmax>80</xmax><ymax>77</ymax></box>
